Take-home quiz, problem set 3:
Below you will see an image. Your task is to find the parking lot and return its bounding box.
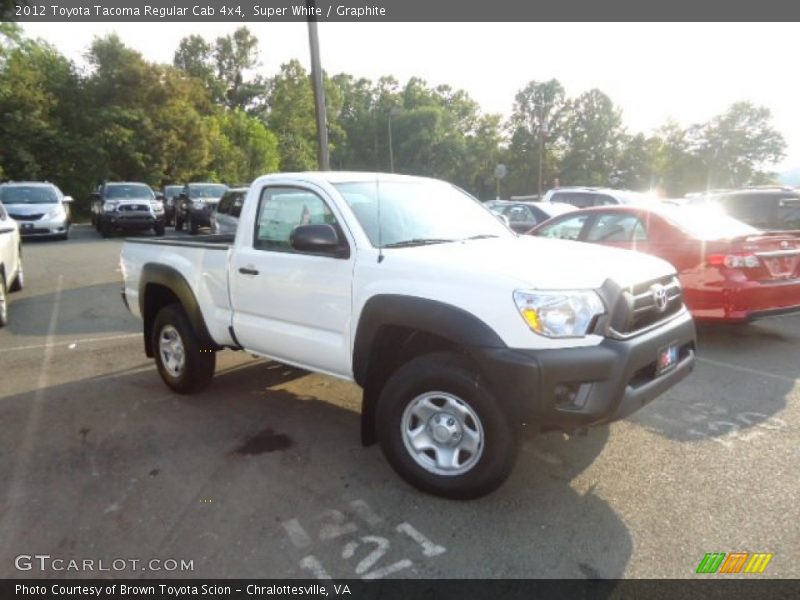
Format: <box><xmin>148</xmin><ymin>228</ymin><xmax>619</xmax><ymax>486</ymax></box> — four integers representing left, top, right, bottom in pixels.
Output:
<box><xmin>0</xmin><ymin>224</ymin><xmax>797</xmax><ymax>579</ymax></box>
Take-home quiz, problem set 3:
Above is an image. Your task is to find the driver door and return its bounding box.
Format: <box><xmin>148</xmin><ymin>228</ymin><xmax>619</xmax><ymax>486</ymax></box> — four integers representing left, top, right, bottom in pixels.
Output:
<box><xmin>229</xmin><ymin>184</ymin><xmax>355</xmax><ymax>378</ymax></box>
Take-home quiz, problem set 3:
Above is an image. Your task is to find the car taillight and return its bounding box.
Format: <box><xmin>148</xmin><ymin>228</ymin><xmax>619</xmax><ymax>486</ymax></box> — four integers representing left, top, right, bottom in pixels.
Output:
<box><xmin>707</xmin><ymin>254</ymin><xmax>760</xmax><ymax>268</ymax></box>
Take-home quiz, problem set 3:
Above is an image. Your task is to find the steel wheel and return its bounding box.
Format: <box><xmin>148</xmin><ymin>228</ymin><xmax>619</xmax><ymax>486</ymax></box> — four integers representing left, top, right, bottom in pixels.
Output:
<box><xmin>158</xmin><ymin>324</ymin><xmax>186</xmax><ymax>378</ymax></box>
<box><xmin>401</xmin><ymin>391</ymin><xmax>485</xmax><ymax>476</ymax></box>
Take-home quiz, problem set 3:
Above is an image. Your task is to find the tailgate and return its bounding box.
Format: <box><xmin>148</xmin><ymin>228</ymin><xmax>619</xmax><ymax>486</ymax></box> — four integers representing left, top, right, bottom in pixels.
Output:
<box><xmin>734</xmin><ymin>231</ymin><xmax>800</xmax><ymax>281</ymax></box>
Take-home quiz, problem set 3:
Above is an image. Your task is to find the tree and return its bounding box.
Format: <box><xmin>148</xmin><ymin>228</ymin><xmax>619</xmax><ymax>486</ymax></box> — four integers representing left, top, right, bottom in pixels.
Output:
<box><xmin>558</xmin><ymin>89</ymin><xmax>624</xmax><ymax>187</ymax></box>
<box><xmin>505</xmin><ymin>79</ymin><xmax>566</xmax><ymax>196</ymax></box>
<box><xmin>690</xmin><ymin>102</ymin><xmax>786</xmax><ymax>188</ymax></box>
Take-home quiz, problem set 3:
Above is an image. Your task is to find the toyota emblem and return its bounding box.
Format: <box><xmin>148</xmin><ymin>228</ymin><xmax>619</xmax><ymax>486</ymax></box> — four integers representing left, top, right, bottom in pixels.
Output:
<box><xmin>651</xmin><ymin>283</ymin><xmax>669</xmax><ymax>313</ymax></box>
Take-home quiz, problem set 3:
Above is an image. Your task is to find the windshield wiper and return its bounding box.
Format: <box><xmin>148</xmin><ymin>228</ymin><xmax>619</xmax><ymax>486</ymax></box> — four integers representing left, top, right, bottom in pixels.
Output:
<box><xmin>382</xmin><ymin>238</ymin><xmax>454</xmax><ymax>248</ymax></box>
<box><xmin>462</xmin><ymin>234</ymin><xmax>500</xmax><ymax>240</ymax></box>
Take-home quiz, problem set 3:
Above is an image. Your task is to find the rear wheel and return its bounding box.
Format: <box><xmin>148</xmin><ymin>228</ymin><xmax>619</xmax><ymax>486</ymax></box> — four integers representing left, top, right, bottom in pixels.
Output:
<box><xmin>376</xmin><ymin>352</ymin><xmax>520</xmax><ymax>499</ymax></box>
<box><xmin>152</xmin><ymin>303</ymin><xmax>215</xmax><ymax>394</ymax></box>
<box><xmin>0</xmin><ymin>273</ymin><xmax>8</xmax><ymax>328</ymax></box>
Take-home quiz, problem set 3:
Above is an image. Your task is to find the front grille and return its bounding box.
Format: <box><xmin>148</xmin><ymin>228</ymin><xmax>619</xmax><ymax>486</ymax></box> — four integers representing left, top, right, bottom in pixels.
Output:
<box><xmin>118</xmin><ymin>204</ymin><xmax>150</xmax><ymax>212</ymax></box>
<box><xmin>610</xmin><ymin>275</ymin><xmax>684</xmax><ymax>338</ymax></box>
<box><xmin>9</xmin><ymin>213</ymin><xmax>44</xmax><ymax>221</ymax></box>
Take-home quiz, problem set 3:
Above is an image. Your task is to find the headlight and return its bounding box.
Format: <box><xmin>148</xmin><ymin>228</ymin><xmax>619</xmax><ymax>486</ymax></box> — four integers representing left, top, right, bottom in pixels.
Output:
<box><xmin>151</xmin><ymin>201</ymin><xmax>164</xmax><ymax>214</ymax></box>
<box><xmin>103</xmin><ymin>201</ymin><xmax>118</xmax><ymax>212</ymax></box>
<box><xmin>46</xmin><ymin>205</ymin><xmax>66</xmax><ymax>219</ymax></box>
<box><xmin>191</xmin><ymin>200</ymin><xmax>204</xmax><ymax>210</ymax></box>
<box><xmin>513</xmin><ymin>289</ymin><xmax>605</xmax><ymax>338</ymax></box>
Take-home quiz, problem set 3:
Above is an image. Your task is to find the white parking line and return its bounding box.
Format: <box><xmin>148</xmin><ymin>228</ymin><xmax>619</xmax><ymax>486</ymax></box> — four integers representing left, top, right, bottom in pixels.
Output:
<box><xmin>697</xmin><ymin>356</ymin><xmax>798</xmax><ymax>384</ymax></box>
<box><xmin>0</xmin><ymin>332</ymin><xmax>140</xmax><ymax>354</ymax></box>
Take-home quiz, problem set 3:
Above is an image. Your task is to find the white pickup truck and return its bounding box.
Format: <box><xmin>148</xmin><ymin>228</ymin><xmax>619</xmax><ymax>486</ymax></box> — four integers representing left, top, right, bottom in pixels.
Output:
<box><xmin>121</xmin><ymin>172</ymin><xmax>696</xmax><ymax>498</ymax></box>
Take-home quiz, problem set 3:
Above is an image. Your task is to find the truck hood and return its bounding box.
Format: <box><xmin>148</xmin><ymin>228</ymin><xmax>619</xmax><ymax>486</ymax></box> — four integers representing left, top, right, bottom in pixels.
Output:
<box><xmin>385</xmin><ymin>236</ymin><xmax>676</xmax><ymax>289</ymax></box>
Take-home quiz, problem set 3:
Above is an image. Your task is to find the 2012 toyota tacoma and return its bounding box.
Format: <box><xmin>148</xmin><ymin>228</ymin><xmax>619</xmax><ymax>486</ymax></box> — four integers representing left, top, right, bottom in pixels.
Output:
<box><xmin>120</xmin><ymin>172</ymin><xmax>696</xmax><ymax>499</ymax></box>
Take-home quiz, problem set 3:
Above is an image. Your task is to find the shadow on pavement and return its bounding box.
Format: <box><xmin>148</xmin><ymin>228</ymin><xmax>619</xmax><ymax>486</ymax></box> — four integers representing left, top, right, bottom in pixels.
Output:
<box><xmin>0</xmin><ymin>359</ymin><xmax>630</xmax><ymax>581</ymax></box>
<box><xmin>628</xmin><ymin>320</ymin><xmax>796</xmax><ymax>443</ymax></box>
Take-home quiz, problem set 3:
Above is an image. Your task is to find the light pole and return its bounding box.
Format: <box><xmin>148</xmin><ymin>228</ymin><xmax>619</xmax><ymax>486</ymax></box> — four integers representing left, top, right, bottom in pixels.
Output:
<box><xmin>388</xmin><ymin>106</ymin><xmax>401</xmax><ymax>173</ymax></box>
<box><xmin>537</xmin><ymin>117</ymin><xmax>549</xmax><ymax>197</ymax></box>
<box><xmin>306</xmin><ymin>1</ymin><xmax>329</xmax><ymax>170</ymax></box>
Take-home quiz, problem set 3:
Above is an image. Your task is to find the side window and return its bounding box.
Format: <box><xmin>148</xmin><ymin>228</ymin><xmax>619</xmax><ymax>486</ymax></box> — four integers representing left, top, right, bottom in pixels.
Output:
<box><xmin>254</xmin><ymin>187</ymin><xmax>339</xmax><ymax>252</ymax></box>
<box><xmin>538</xmin><ymin>214</ymin><xmax>590</xmax><ymax>241</ymax></box>
<box><xmin>720</xmin><ymin>194</ymin><xmax>774</xmax><ymax>226</ymax></box>
<box><xmin>593</xmin><ymin>194</ymin><xmax>617</xmax><ymax>206</ymax></box>
<box><xmin>504</xmin><ymin>205</ymin><xmax>533</xmax><ymax>224</ymax></box>
<box><xmin>551</xmin><ymin>192</ymin><xmax>593</xmax><ymax>209</ymax></box>
<box><xmin>587</xmin><ymin>213</ymin><xmax>648</xmax><ymax>242</ymax></box>
<box><xmin>231</xmin><ymin>193</ymin><xmax>245</xmax><ymax>218</ymax></box>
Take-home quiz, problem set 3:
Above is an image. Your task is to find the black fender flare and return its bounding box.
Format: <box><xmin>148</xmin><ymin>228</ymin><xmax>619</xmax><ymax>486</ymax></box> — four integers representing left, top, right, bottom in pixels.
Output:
<box><xmin>139</xmin><ymin>263</ymin><xmax>219</xmax><ymax>357</ymax></box>
<box><xmin>353</xmin><ymin>294</ymin><xmax>516</xmax><ymax>445</ymax></box>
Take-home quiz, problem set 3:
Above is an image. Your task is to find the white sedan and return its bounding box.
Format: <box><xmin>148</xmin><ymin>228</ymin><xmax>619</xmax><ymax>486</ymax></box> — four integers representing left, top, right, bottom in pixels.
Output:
<box><xmin>0</xmin><ymin>201</ymin><xmax>24</xmax><ymax>327</ymax></box>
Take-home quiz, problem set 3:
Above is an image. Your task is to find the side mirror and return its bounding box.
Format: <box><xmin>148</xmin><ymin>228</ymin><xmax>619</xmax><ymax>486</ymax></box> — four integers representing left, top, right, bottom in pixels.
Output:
<box><xmin>63</xmin><ymin>195</ymin><xmax>74</xmax><ymax>203</ymax></box>
<box><xmin>496</xmin><ymin>214</ymin><xmax>511</xmax><ymax>227</ymax></box>
<box><xmin>290</xmin><ymin>224</ymin><xmax>347</xmax><ymax>257</ymax></box>
<box><xmin>155</xmin><ymin>192</ymin><xmax>165</xmax><ymax>201</ymax></box>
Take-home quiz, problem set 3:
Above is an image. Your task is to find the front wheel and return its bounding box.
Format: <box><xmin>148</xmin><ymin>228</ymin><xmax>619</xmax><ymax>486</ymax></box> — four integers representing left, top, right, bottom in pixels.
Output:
<box><xmin>376</xmin><ymin>352</ymin><xmax>520</xmax><ymax>499</ymax></box>
<box><xmin>188</xmin><ymin>214</ymin><xmax>199</xmax><ymax>235</ymax></box>
<box><xmin>152</xmin><ymin>303</ymin><xmax>216</xmax><ymax>394</ymax></box>
<box><xmin>99</xmin><ymin>221</ymin><xmax>112</xmax><ymax>238</ymax></box>
<box><xmin>175</xmin><ymin>216</ymin><xmax>183</xmax><ymax>231</ymax></box>
<box><xmin>154</xmin><ymin>222</ymin><xmax>165</xmax><ymax>236</ymax></box>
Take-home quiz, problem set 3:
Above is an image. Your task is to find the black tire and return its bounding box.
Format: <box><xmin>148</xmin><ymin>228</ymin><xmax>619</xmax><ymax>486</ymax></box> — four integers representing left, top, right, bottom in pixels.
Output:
<box><xmin>175</xmin><ymin>216</ymin><xmax>183</xmax><ymax>231</ymax></box>
<box><xmin>100</xmin><ymin>221</ymin><xmax>112</xmax><ymax>238</ymax></box>
<box><xmin>154</xmin><ymin>222</ymin><xmax>165</xmax><ymax>236</ymax></box>
<box><xmin>9</xmin><ymin>250</ymin><xmax>23</xmax><ymax>292</ymax></box>
<box><xmin>0</xmin><ymin>272</ymin><xmax>8</xmax><ymax>328</ymax></box>
<box><xmin>151</xmin><ymin>303</ymin><xmax>216</xmax><ymax>394</ymax></box>
<box><xmin>376</xmin><ymin>351</ymin><xmax>520</xmax><ymax>499</ymax></box>
<box><xmin>189</xmin><ymin>214</ymin><xmax>199</xmax><ymax>235</ymax></box>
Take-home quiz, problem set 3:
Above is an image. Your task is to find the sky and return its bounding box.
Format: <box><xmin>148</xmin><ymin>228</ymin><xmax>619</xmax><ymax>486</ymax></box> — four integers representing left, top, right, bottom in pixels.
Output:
<box><xmin>20</xmin><ymin>21</ymin><xmax>800</xmax><ymax>172</ymax></box>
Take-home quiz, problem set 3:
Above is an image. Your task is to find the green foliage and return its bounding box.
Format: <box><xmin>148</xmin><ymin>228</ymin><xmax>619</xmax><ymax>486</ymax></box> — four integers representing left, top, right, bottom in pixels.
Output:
<box><xmin>0</xmin><ymin>26</ymin><xmax>789</xmax><ymax>214</ymax></box>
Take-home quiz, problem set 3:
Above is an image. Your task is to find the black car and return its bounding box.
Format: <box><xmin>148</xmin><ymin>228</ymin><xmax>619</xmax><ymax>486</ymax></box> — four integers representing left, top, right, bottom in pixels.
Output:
<box><xmin>175</xmin><ymin>183</ymin><xmax>228</xmax><ymax>234</ymax></box>
<box><xmin>162</xmin><ymin>185</ymin><xmax>183</xmax><ymax>226</ymax></box>
<box><xmin>688</xmin><ymin>187</ymin><xmax>800</xmax><ymax>230</ymax></box>
<box><xmin>91</xmin><ymin>182</ymin><xmax>165</xmax><ymax>238</ymax></box>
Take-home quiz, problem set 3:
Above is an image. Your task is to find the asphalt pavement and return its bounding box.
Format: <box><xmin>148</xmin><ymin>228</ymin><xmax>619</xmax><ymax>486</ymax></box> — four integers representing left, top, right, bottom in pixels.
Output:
<box><xmin>0</xmin><ymin>224</ymin><xmax>797</xmax><ymax>579</ymax></box>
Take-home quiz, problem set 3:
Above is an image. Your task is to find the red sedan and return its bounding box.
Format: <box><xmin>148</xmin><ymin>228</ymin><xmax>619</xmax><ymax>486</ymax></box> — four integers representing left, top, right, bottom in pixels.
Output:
<box><xmin>528</xmin><ymin>204</ymin><xmax>800</xmax><ymax>323</ymax></box>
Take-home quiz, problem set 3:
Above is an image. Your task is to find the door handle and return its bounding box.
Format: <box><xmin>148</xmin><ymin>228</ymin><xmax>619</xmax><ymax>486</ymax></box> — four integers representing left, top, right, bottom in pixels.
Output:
<box><xmin>238</xmin><ymin>267</ymin><xmax>259</xmax><ymax>276</ymax></box>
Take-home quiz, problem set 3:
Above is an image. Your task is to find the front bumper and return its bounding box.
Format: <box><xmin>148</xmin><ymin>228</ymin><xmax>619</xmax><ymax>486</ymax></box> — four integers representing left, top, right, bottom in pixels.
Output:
<box><xmin>188</xmin><ymin>208</ymin><xmax>214</xmax><ymax>227</ymax></box>
<box><xmin>475</xmin><ymin>309</ymin><xmax>696</xmax><ymax>430</ymax></box>
<box><xmin>101</xmin><ymin>212</ymin><xmax>157</xmax><ymax>230</ymax></box>
<box><xmin>15</xmin><ymin>216</ymin><xmax>69</xmax><ymax>236</ymax></box>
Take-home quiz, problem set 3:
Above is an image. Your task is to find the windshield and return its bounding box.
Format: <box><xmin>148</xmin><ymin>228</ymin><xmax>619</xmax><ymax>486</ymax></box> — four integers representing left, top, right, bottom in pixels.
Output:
<box><xmin>334</xmin><ymin>180</ymin><xmax>512</xmax><ymax>247</ymax></box>
<box><xmin>664</xmin><ymin>207</ymin><xmax>760</xmax><ymax>239</ymax></box>
<box><xmin>0</xmin><ymin>185</ymin><xmax>59</xmax><ymax>205</ymax></box>
<box><xmin>189</xmin><ymin>184</ymin><xmax>227</xmax><ymax>199</ymax></box>
<box><xmin>164</xmin><ymin>186</ymin><xmax>183</xmax><ymax>198</ymax></box>
<box><xmin>105</xmin><ymin>184</ymin><xmax>154</xmax><ymax>200</ymax></box>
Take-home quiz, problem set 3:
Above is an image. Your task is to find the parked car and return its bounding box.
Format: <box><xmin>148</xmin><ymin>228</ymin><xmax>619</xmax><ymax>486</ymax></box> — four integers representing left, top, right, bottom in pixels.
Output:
<box><xmin>91</xmin><ymin>182</ymin><xmax>165</xmax><ymax>238</ymax></box>
<box><xmin>0</xmin><ymin>201</ymin><xmax>24</xmax><ymax>327</ymax></box>
<box><xmin>488</xmin><ymin>200</ymin><xmax>575</xmax><ymax>233</ymax></box>
<box><xmin>162</xmin><ymin>185</ymin><xmax>184</xmax><ymax>226</ymax></box>
<box><xmin>0</xmin><ymin>181</ymin><xmax>72</xmax><ymax>240</ymax></box>
<box><xmin>175</xmin><ymin>183</ymin><xmax>227</xmax><ymax>234</ymax></box>
<box><xmin>542</xmin><ymin>187</ymin><xmax>660</xmax><ymax>208</ymax></box>
<box><xmin>528</xmin><ymin>204</ymin><xmax>800</xmax><ymax>323</ymax></box>
<box><xmin>121</xmin><ymin>172</ymin><xmax>696</xmax><ymax>499</ymax></box>
<box><xmin>212</xmin><ymin>187</ymin><xmax>248</xmax><ymax>235</ymax></box>
<box><xmin>686</xmin><ymin>187</ymin><xmax>800</xmax><ymax>231</ymax></box>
